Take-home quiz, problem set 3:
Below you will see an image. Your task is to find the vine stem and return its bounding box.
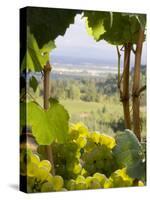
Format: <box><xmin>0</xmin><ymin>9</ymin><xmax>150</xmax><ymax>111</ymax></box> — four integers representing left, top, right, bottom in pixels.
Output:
<box><xmin>43</xmin><ymin>62</ymin><xmax>55</xmax><ymax>175</ymax></box>
<box><xmin>122</xmin><ymin>43</ymin><xmax>132</xmax><ymax>130</ymax></box>
<box><xmin>132</xmin><ymin>28</ymin><xmax>145</xmax><ymax>141</ymax></box>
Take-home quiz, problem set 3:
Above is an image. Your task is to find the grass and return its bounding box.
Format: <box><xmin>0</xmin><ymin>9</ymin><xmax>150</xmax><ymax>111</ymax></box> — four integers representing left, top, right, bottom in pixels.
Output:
<box><xmin>60</xmin><ymin>98</ymin><xmax>123</xmax><ymax>117</ymax></box>
<box><xmin>34</xmin><ymin>95</ymin><xmax>146</xmax><ymax>137</ymax></box>
<box><xmin>60</xmin><ymin>100</ymin><xmax>102</xmax><ymax>114</ymax></box>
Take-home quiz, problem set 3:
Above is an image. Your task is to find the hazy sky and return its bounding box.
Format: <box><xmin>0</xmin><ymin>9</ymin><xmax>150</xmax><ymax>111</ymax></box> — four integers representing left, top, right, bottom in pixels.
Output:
<box><xmin>51</xmin><ymin>14</ymin><xmax>147</xmax><ymax>66</ymax></box>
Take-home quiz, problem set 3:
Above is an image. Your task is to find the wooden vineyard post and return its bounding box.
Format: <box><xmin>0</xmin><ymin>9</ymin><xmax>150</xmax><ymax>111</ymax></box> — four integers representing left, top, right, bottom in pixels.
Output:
<box><xmin>132</xmin><ymin>29</ymin><xmax>144</xmax><ymax>141</ymax></box>
<box><xmin>122</xmin><ymin>43</ymin><xmax>132</xmax><ymax>129</ymax></box>
<box><xmin>118</xmin><ymin>44</ymin><xmax>132</xmax><ymax>130</ymax></box>
<box><xmin>43</xmin><ymin>62</ymin><xmax>55</xmax><ymax>175</ymax></box>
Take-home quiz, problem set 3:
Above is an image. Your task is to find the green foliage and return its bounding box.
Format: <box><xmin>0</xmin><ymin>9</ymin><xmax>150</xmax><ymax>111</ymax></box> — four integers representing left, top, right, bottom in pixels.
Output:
<box><xmin>85</xmin><ymin>11</ymin><xmax>146</xmax><ymax>45</ymax></box>
<box><xmin>51</xmin><ymin>76</ymin><xmax>118</xmax><ymax>102</ymax></box>
<box><xmin>20</xmin><ymin>8</ymin><xmax>146</xmax><ymax>193</ymax></box>
<box><xmin>21</xmin><ymin>8</ymin><xmax>79</xmax><ymax>70</ymax></box>
<box><xmin>84</xmin><ymin>11</ymin><xmax>107</xmax><ymax>41</ymax></box>
<box><xmin>21</xmin><ymin>100</ymin><xmax>69</xmax><ymax>145</ymax></box>
<box><xmin>29</xmin><ymin>76</ymin><xmax>38</xmax><ymax>92</ymax></box>
<box><xmin>21</xmin><ymin>28</ymin><xmax>56</xmax><ymax>72</ymax></box>
<box><xmin>27</xmin><ymin>7</ymin><xmax>79</xmax><ymax>48</ymax></box>
<box><xmin>113</xmin><ymin>129</ymin><xmax>146</xmax><ymax>181</ymax></box>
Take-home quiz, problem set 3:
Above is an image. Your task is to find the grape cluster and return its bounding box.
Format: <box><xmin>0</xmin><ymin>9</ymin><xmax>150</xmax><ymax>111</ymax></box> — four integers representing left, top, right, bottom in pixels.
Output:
<box><xmin>53</xmin><ymin>123</ymin><xmax>118</xmax><ymax>178</ymax></box>
<box><xmin>20</xmin><ymin>150</ymin><xmax>65</xmax><ymax>192</ymax></box>
<box><xmin>66</xmin><ymin>173</ymin><xmax>107</xmax><ymax>190</ymax></box>
<box><xmin>52</xmin><ymin>123</ymin><xmax>89</xmax><ymax>179</ymax></box>
<box><xmin>20</xmin><ymin>123</ymin><xmax>145</xmax><ymax>193</ymax></box>
<box><xmin>81</xmin><ymin>132</ymin><xmax>119</xmax><ymax>176</ymax></box>
<box><xmin>104</xmin><ymin>168</ymin><xmax>134</xmax><ymax>188</ymax></box>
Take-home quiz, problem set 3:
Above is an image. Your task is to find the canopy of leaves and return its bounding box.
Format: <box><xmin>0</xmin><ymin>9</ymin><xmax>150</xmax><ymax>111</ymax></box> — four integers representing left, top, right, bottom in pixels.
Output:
<box><xmin>20</xmin><ymin>100</ymin><xmax>69</xmax><ymax>145</ymax></box>
<box><xmin>27</xmin><ymin>7</ymin><xmax>80</xmax><ymax>48</ymax></box>
<box><xmin>113</xmin><ymin>129</ymin><xmax>146</xmax><ymax>181</ymax></box>
<box><xmin>21</xmin><ymin>7</ymin><xmax>80</xmax><ymax>71</ymax></box>
<box><xmin>85</xmin><ymin>11</ymin><xmax>146</xmax><ymax>45</ymax></box>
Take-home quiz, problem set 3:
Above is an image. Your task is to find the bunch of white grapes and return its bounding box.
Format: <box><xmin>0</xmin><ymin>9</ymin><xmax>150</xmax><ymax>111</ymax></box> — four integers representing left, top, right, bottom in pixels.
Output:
<box><xmin>21</xmin><ymin>150</ymin><xmax>65</xmax><ymax>193</ymax></box>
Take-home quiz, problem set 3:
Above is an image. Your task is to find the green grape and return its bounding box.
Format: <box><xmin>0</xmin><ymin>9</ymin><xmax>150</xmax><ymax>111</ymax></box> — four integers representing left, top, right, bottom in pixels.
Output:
<box><xmin>27</xmin><ymin>162</ymin><xmax>38</xmax><ymax>177</ymax></box>
<box><xmin>75</xmin><ymin>182</ymin><xmax>87</xmax><ymax>190</ymax></box>
<box><xmin>95</xmin><ymin>160</ymin><xmax>104</xmax><ymax>169</ymax></box>
<box><xmin>30</xmin><ymin>153</ymin><xmax>40</xmax><ymax>165</ymax></box>
<box><xmin>138</xmin><ymin>181</ymin><xmax>144</xmax><ymax>186</ymax></box>
<box><xmin>46</xmin><ymin>173</ymin><xmax>53</xmax><ymax>182</ymax></box>
<box><xmin>85</xmin><ymin>163</ymin><xmax>95</xmax><ymax>175</ymax></box>
<box><xmin>93</xmin><ymin>173</ymin><xmax>107</xmax><ymax>187</ymax></box>
<box><xmin>69</xmin><ymin>128</ymin><xmax>79</xmax><ymax>140</ymax></box>
<box><xmin>76</xmin><ymin>137</ymin><xmax>87</xmax><ymax>148</ymax></box>
<box><xmin>107</xmin><ymin>168</ymin><xmax>133</xmax><ymax>188</ymax></box>
<box><xmin>76</xmin><ymin>150</ymin><xmax>81</xmax><ymax>158</ymax></box>
<box><xmin>86</xmin><ymin>176</ymin><xmax>101</xmax><ymax>189</ymax></box>
<box><xmin>70</xmin><ymin>122</ymin><xmax>89</xmax><ymax>137</ymax></box>
<box><xmin>85</xmin><ymin>139</ymin><xmax>96</xmax><ymax>151</ymax></box>
<box><xmin>89</xmin><ymin>177</ymin><xmax>101</xmax><ymax>189</ymax></box>
<box><xmin>52</xmin><ymin>175</ymin><xmax>64</xmax><ymax>191</ymax></box>
<box><xmin>85</xmin><ymin>176</ymin><xmax>93</xmax><ymax>188</ymax></box>
<box><xmin>66</xmin><ymin>179</ymin><xmax>76</xmax><ymax>190</ymax></box>
<box><xmin>67</xmin><ymin>142</ymin><xmax>78</xmax><ymax>152</ymax></box>
<box><xmin>91</xmin><ymin>132</ymin><xmax>101</xmax><ymax>144</ymax></box>
<box><xmin>76</xmin><ymin>175</ymin><xmax>85</xmax><ymax>183</ymax></box>
<box><xmin>73</xmin><ymin>163</ymin><xmax>82</xmax><ymax>174</ymax></box>
<box><xmin>81</xmin><ymin>168</ymin><xmax>88</xmax><ymax>176</ymax></box>
<box><xmin>39</xmin><ymin>160</ymin><xmax>52</xmax><ymax>172</ymax></box>
<box><xmin>35</xmin><ymin>166</ymin><xmax>49</xmax><ymax>181</ymax></box>
<box><xmin>99</xmin><ymin>134</ymin><xmax>116</xmax><ymax>149</ymax></box>
<box><xmin>41</xmin><ymin>182</ymin><xmax>53</xmax><ymax>192</ymax></box>
<box><xmin>75</xmin><ymin>175</ymin><xmax>87</xmax><ymax>190</ymax></box>
<box><xmin>104</xmin><ymin>179</ymin><xmax>114</xmax><ymax>188</ymax></box>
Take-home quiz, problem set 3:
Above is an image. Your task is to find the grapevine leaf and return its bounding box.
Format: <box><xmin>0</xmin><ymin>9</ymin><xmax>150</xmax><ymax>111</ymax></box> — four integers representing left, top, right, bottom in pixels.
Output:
<box><xmin>84</xmin><ymin>11</ymin><xmax>107</xmax><ymax>41</ymax></box>
<box><xmin>26</xmin><ymin>101</ymin><xmax>69</xmax><ymax>145</ymax></box>
<box><xmin>127</xmin><ymin>160</ymin><xmax>146</xmax><ymax>180</ymax></box>
<box><xmin>113</xmin><ymin>129</ymin><xmax>146</xmax><ymax>180</ymax></box>
<box><xmin>85</xmin><ymin>11</ymin><xmax>146</xmax><ymax>45</ymax></box>
<box><xmin>29</xmin><ymin>76</ymin><xmax>38</xmax><ymax>92</ymax></box>
<box><xmin>27</xmin><ymin>7</ymin><xmax>79</xmax><ymax>48</ymax></box>
<box><xmin>21</xmin><ymin>28</ymin><xmax>56</xmax><ymax>72</ymax></box>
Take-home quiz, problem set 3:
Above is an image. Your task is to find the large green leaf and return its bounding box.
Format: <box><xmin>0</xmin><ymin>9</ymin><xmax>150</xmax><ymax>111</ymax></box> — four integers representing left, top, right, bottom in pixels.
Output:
<box><xmin>84</xmin><ymin>11</ymin><xmax>107</xmax><ymax>41</ymax></box>
<box><xmin>21</xmin><ymin>29</ymin><xmax>56</xmax><ymax>72</ymax></box>
<box><xmin>21</xmin><ymin>7</ymin><xmax>79</xmax><ymax>71</ymax></box>
<box><xmin>21</xmin><ymin>101</ymin><xmax>69</xmax><ymax>145</ymax></box>
<box><xmin>27</xmin><ymin>7</ymin><xmax>79</xmax><ymax>48</ymax></box>
<box><xmin>113</xmin><ymin>129</ymin><xmax>146</xmax><ymax>180</ymax></box>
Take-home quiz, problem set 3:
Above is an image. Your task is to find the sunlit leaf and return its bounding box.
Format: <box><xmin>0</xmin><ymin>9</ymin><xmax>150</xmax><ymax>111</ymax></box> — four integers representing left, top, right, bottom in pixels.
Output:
<box><xmin>24</xmin><ymin>101</ymin><xmax>69</xmax><ymax>145</ymax></box>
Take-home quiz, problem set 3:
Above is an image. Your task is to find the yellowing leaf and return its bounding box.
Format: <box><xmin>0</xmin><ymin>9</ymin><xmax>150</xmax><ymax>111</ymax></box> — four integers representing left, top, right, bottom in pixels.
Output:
<box><xmin>25</xmin><ymin>101</ymin><xmax>69</xmax><ymax>145</ymax></box>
